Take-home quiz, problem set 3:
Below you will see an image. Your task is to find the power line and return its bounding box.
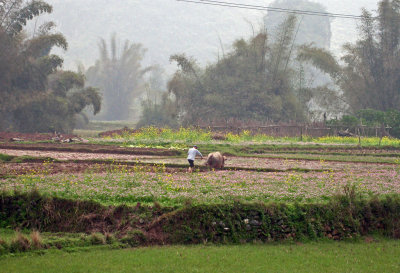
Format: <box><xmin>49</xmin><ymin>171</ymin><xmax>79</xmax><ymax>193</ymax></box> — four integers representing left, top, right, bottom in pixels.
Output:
<box><xmin>202</xmin><ymin>0</ymin><xmax>363</xmax><ymax>18</ymax></box>
<box><xmin>176</xmin><ymin>0</ymin><xmax>364</xmax><ymax>19</ymax></box>
<box><xmin>180</xmin><ymin>0</ymin><xmax>363</xmax><ymax>19</ymax></box>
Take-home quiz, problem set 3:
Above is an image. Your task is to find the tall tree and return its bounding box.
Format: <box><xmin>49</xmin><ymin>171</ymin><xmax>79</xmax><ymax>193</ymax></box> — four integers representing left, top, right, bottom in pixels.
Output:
<box><xmin>86</xmin><ymin>34</ymin><xmax>152</xmax><ymax>121</ymax></box>
<box><xmin>298</xmin><ymin>0</ymin><xmax>400</xmax><ymax>114</ymax></box>
<box><xmin>0</xmin><ymin>0</ymin><xmax>101</xmax><ymax>132</ymax></box>
<box><xmin>13</xmin><ymin>71</ymin><xmax>101</xmax><ymax>133</ymax></box>
<box><xmin>0</xmin><ymin>0</ymin><xmax>52</xmax><ymax>36</ymax></box>
<box><xmin>167</xmin><ymin>15</ymin><xmax>309</xmax><ymax>125</ymax></box>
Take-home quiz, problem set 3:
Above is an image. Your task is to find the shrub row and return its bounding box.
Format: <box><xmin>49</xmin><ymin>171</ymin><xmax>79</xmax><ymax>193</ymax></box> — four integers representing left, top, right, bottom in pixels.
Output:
<box><xmin>0</xmin><ymin>190</ymin><xmax>168</xmax><ymax>233</ymax></box>
<box><xmin>150</xmin><ymin>193</ymin><xmax>400</xmax><ymax>243</ymax></box>
<box><xmin>1</xmin><ymin>190</ymin><xmax>400</xmax><ymax>245</ymax></box>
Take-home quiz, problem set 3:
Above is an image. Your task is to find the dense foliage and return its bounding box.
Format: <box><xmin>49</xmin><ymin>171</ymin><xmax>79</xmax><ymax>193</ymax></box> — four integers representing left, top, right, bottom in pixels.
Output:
<box><xmin>328</xmin><ymin>109</ymin><xmax>400</xmax><ymax>138</ymax></box>
<box><xmin>0</xmin><ymin>0</ymin><xmax>101</xmax><ymax>133</ymax></box>
<box><xmin>137</xmin><ymin>95</ymin><xmax>179</xmax><ymax>128</ymax></box>
<box><xmin>166</xmin><ymin>16</ymin><xmax>310</xmax><ymax>125</ymax></box>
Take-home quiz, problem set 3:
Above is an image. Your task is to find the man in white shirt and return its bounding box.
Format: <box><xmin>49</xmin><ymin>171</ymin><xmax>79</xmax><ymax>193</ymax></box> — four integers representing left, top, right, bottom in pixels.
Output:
<box><xmin>187</xmin><ymin>145</ymin><xmax>203</xmax><ymax>173</ymax></box>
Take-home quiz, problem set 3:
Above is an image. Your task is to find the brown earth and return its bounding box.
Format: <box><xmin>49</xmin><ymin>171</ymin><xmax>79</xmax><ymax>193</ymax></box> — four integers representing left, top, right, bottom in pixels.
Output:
<box><xmin>0</xmin><ymin>142</ymin><xmax>181</xmax><ymax>156</ymax></box>
<box><xmin>0</xmin><ymin>147</ymin><xmax>393</xmax><ymax>177</ymax></box>
<box><xmin>0</xmin><ymin>149</ymin><xmax>168</xmax><ymax>161</ymax></box>
<box><xmin>0</xmin><ymin>131</ymin><xmax>76</xmax><ymax>142</ymax></box>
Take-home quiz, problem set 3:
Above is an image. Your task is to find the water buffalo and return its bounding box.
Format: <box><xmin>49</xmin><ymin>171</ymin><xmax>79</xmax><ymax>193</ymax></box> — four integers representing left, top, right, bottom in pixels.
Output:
<box><xmin>205</xmin><ymin>152</ymin><xmax>227</xmax><ymax>170</ymax></box>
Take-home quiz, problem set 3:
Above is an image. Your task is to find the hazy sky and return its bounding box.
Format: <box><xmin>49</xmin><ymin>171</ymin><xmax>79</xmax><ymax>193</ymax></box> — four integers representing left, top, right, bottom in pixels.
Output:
<box><xmin>39</xmin><ymin>0</ymin><xmax>380</xmax><ymax>72</ymax></box>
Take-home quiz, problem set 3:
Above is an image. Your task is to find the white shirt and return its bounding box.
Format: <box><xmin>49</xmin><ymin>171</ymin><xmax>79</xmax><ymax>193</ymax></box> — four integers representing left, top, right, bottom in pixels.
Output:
<box><xmin>187</xmin><ymin>148</ymin><xmax>202</xmax><ymax>161</ymax></box>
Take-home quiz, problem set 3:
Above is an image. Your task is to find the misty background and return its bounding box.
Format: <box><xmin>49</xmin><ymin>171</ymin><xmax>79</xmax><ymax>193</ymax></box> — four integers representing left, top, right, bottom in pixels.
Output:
<box><xmin>37</xmin><ymin>0</ymin><xmax>378</xmax><ymax>72</ymax></box>
<box><xmin>5</xmin><ymin>0</ymin><xmax>400</xmax><ymax>135</ymax></box>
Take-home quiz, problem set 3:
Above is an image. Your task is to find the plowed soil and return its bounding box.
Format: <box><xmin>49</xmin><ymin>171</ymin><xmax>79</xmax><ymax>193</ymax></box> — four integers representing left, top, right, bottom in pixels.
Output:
<box><xmin>0</xmin><ymin>147</ymin><xmax>392</xmax><ymax>177</ymax></box>
<box><xmin>0</xmin><ymin>143</ymin><xmax>181</xmax><ymax>156</ymax></box>
<box><xmin>0</xmin><ymin>131</ymin><xmax>76</xmax><ymax>141</ymax></box>
<box><xmin>0</xmin><ymin>149</ymin><xmax>167</xmax><ymax>161</ymax></box>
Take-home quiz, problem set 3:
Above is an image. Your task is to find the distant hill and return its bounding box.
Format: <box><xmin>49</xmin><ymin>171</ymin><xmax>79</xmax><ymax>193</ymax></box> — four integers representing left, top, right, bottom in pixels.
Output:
<box><xmin>37</xmin><ymin>0</ymin><xmax>378</xmax><ymax>73</ymax></box>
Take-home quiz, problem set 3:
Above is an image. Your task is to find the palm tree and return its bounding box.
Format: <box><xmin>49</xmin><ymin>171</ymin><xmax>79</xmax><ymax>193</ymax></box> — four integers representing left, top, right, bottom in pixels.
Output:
<box><xmin>86</xmin><ymin>34</ymin><xmax>152</xmax><ymax>120</ymax></box>
<box><xmin>0</xmin><ymin>0</ymin><xmax>102</xmax><ymax>132</ymax></box>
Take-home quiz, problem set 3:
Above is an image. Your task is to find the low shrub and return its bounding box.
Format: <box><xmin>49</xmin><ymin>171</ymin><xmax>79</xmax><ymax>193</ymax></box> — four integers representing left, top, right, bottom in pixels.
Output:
<box><xmin>0</xmin><ymin>237</ymin><xmax>8</xmax><ymax>254</ymax></box>
<box><xmin>104</xmin><ymin>233</ymin><xmax>116</xmax><ymax>244</ymax></box>
<box><xmin>9</xmin><ymin>232</ymin><xmax>31</xmax><ymax>252</ymax></box>
<box><xmin>120</xmin><ymin>230</ymin><xmax>147</xmax><ymax>247</ymax></box>
<box><xmin>30</xmin><ymin>231</ymin><xmax>43</xmax><ymax>249</ymax></box>
<box><xmin>89</xmin><ymin>233</ymin><xmax>106</xmax><ymax>245</ymax></box>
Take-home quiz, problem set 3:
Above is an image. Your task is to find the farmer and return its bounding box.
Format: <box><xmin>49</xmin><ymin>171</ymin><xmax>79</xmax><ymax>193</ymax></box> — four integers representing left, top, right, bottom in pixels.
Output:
<box><xmin>187</xmin><ymin>145</ymin><xmax>203</xmax><ymax>173</ymax></box>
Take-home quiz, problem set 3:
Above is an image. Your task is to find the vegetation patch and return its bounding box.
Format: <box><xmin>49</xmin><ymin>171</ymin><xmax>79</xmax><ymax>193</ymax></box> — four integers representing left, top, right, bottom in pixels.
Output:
<box><xmin>0</xmin><ymin>191</ymin><xmax>171</xmax><ymax>234</ymax></box>
<box><xmin>150</xmin><ymin>194</ymin><xmax>400</xmax><ymax>244</ymax></box>
<box><xmin>0</xmin><ymin>229</ymin><xmax>128</xmax><ymax>255</ymax></box>
<box><xmin>1</xmin><ymin>191</ymin><xmax>400</xmax><ymax>249</ymax></box>
<box><xmin>0</xmin><ymin>154</ymin><xmax>14</xmax><ymax>162</ymax></box>
<box><xmin>98</xmin><ymin>127</ymin><xmax>400</xmax><ymax>147</ymax></box>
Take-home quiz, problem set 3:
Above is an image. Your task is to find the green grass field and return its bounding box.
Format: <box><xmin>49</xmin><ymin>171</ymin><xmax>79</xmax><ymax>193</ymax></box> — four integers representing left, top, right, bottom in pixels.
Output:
<box><xmin>1</xmin><ymin>240</ymin><xmax>399</xmax><ymax>273</ymax></box>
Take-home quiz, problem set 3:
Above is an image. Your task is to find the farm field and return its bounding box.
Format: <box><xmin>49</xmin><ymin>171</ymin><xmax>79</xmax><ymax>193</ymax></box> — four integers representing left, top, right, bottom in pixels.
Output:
<box><xmin>0</xmin><ymin>128</ymin><xmax>400</xmax><ymax>206</ymax></box>
<box><xmin>2</xmin><ymin>147</ymin><xmax>397</xmax><ymax>171</ymax></box>
<box><xmin>1</xmin><ymin>161</ymin><xmax>400</xmax><ymax>206</ymax></box>
<box><xmin>1</xmin><ymin>140</ymin><xmax>400</xmax><ymax>205</ymax></box>
<box><xmin>1</xmin><ymin>129</ymin><xmax>400</xmax><ymax>205</ymax></box>
<box><xmin>1</xmin><ymin>128</ymin><xmax>400</xmax><ymax>262</ymax></box>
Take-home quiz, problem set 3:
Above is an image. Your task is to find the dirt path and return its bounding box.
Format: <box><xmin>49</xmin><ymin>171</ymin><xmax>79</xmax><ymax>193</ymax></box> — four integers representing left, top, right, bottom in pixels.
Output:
<box><xmin>0</xmin><ymin>149</ymin><xmax>164</xmax><ymax>161</ymax></box>
<box><xmin>0</xmin><ymin>162</ymin><xmax>101</xmax><ymax>176</ymax></box>
<box><xmin>0</xmin><ymin>143</ymin><xmax>181</xmax><ymax>156</ymax></box>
